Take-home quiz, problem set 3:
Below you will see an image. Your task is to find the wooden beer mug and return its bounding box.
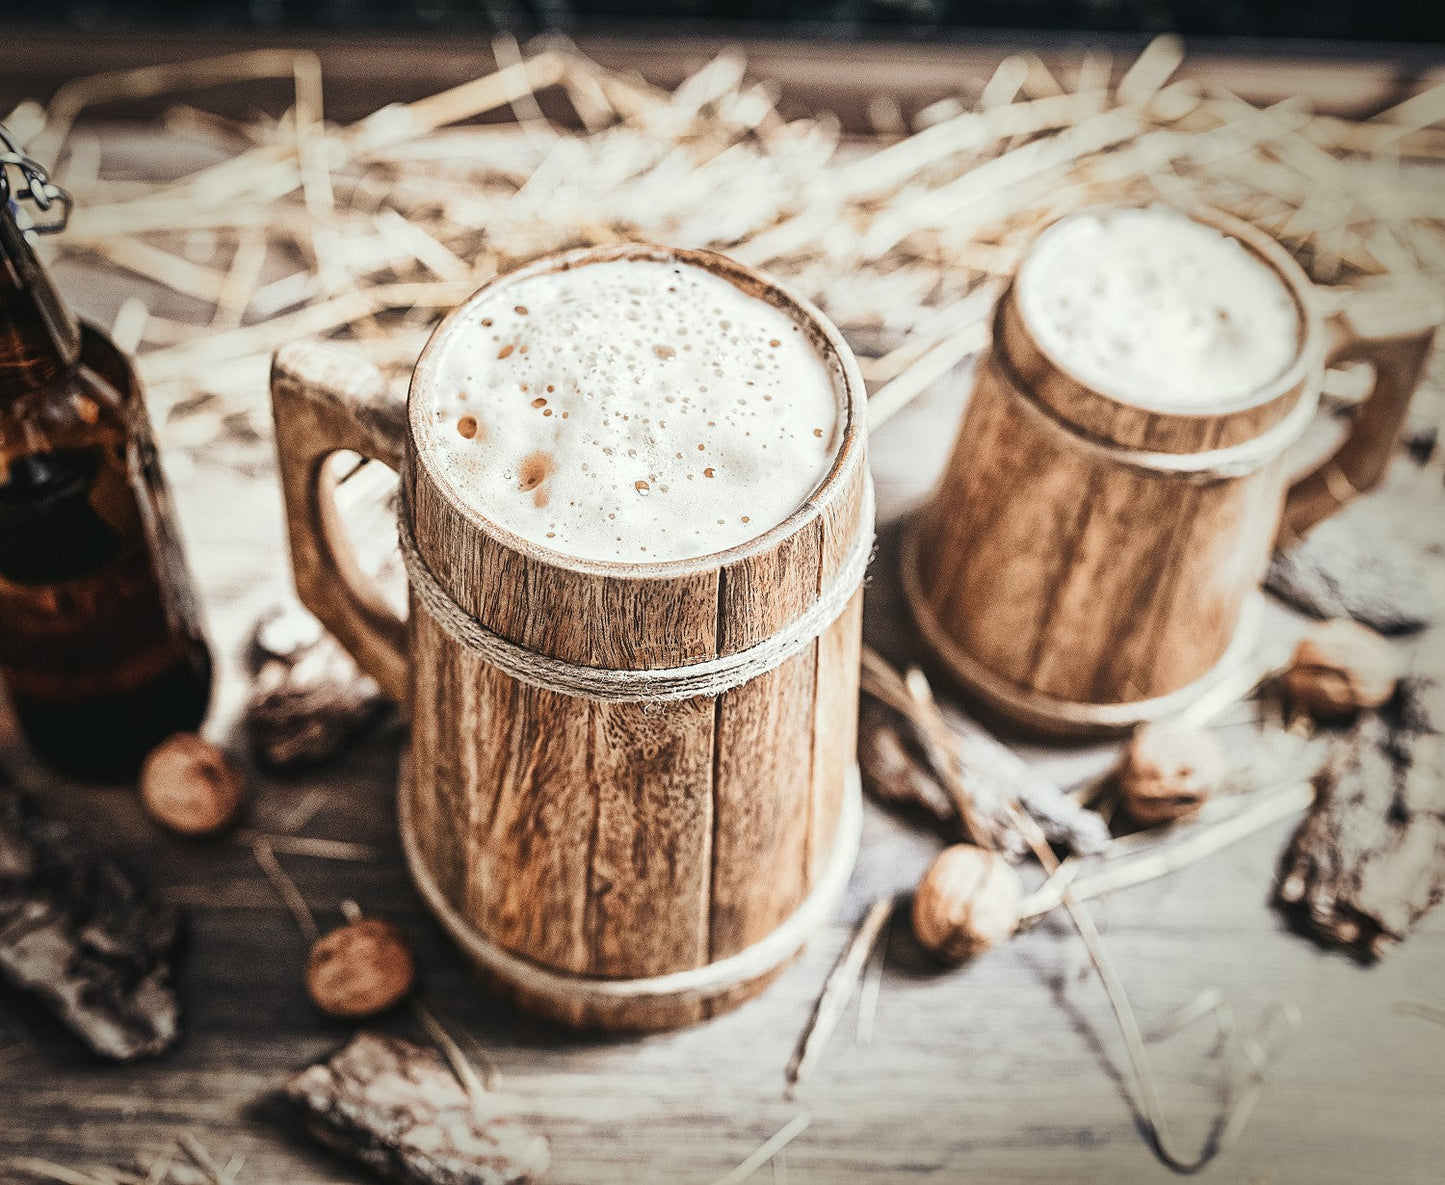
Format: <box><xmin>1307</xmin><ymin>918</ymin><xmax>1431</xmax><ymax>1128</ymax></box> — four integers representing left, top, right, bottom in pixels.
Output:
<box><xmin>270</xmin><ymin>244</ymin><xmax>871</xmax><ymax>1029</ymax></box>
<box><xmin>905</xmin><ymin>203</ymin><xmax>1440</xmax><ymax>737</ymax></box>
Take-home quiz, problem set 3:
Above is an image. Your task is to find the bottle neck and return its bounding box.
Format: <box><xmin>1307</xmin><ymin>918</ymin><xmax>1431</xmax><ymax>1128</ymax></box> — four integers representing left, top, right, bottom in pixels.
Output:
<box><xmin>0</xmin><ymin>201</ymin><xmax>80</xmax><ymax>400</ymax></box>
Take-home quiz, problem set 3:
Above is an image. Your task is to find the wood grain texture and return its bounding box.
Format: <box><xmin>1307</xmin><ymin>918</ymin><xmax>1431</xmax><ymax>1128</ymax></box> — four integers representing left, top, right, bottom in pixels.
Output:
<box><xmin>708</xmin><ymin>521</ymin><xmax>823</xmax><ymax>959</ymax></box>
<box><xmin>3</xmin><ymin>129</ymin><xmax>1443</xmax><ymax>1176</ymax></box>
<box><xmin>911</xmin><ymin>344</ymin><xmax>1288</xmax><ymax>723</ymax></box>
<box><xmin>270</xmin><ymin>342</ymin><xmax>410</xmax><ymax>705</ymax></box>
<box><xmin>808</xmin><ymin>440</ymin><xmax>870</xmax><ymax>890</ymax></box>
<box><xmin>278</xmin><ymin>244</ymin><xmax>870</xmax><ymax>1028</ymax></box>
<box><xmin>710</xmin><ymin>653</ymin><xmax>819</xmax><ymax>957</ymax></box>
<box><xmin>810</xmin><ymin>594</ymin><xmax>863</xmax><ymax>887</ymax></box>
<box><xmin>908</xmin><ymin>206</ymin><xmax>1437</xmax><ymax>736</ymax></box>
<box><xmin>996</xmin><ymin>206</ymin><xmax>1319</xmax><ymax>456</ymax></box>
<box><xmin>586</xmin><ymin>698</ymin><xmax>715</xmax><ymax>978</ymax></box>
<box><xmin>1280</xmin><ymin>291</ymin><xmax>1442</xmax><ymax>543</ymax></box>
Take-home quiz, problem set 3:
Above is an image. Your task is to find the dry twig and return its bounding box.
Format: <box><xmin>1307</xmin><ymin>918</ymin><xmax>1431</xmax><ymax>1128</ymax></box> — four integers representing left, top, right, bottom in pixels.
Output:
<box><xmin>708</xmin><ymin>1115</ymin><xmax>813</xmax><ymax>1185</ymax></box>
<box><xmin>249</xmin><ymin>839</ymin><xmax>318</xmax><ymax>942</ymax></box>
<box><xmin>1022</xmin><ymin>781</ymin><xmax>1317</xmax><ymax>917</ymax></box>
<box><xmin>1011</xmin><ymin>804</ymin><xmax>1299</xmax><ymax>1173</ymax></box>
<box><xmin>785</xmin><ymin>896</ymin><xmax>896</xmax><ymax>1093</ymax></box>
<box><xmin>15</xmin><ymin>36</ymin><xmax>1437</xmax><ymax>455</ymax></box>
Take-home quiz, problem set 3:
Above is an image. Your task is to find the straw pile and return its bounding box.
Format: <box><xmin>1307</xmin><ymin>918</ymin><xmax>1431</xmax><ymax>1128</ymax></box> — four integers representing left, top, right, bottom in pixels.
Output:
<box><xmin>4</xmin><ymin>35</ymin><xmax>1444</xmax><ymax>450</ymax></box>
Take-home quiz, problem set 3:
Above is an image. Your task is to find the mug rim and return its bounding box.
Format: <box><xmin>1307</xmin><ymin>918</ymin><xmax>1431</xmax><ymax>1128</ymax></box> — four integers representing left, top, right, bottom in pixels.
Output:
<box><xmin>407</xmin><ymin>242</ymin><xmax>866</xmax><ymax>580</ymax></box>
<box><xmin>1010</xmin><ymin>199</ymin><xmax>1325</xmax><ymax>423</ymax></box>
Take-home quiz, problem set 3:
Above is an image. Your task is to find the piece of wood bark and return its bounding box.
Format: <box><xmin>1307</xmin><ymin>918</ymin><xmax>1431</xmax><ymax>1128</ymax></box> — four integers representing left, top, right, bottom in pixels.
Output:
<box><xmin>245</xmin><ymin>602</ymin><xmax>391</xmax><ymax>769</ymax></box>
<box><xmin>857</xmin><ymin>656</ymin><xmax>1111</xmax><ymax>859</ymax></box>
<box><xmin>1266</xmin><ymin>500</ymin><xmax>1437</xmax><ymax>635</ymax></box>
<box><xmin>0</xmin><ymin>791</ymin><xmax>181</xmax><ymax>1060</ymax></box>
<box><xmin>1276</xmin><ymin>672</ymin><xmax>1445</xmax><ymax>958</ymax></box>
<box><xmin>243</xmin><ymin>457</ymin><xmax>407</xmax><ymax>769</ymax></box>
<box><xmin>858</xmin><ymin>650</ymin><xmax>1022</xmax><ymax>857</ymax></box>
<box><xmin>857</xmin><ymin>699</ymin><xmax>956</xmax><ymax>827</ymax></box>
<box><xmin>944</xmin><ymin>707</ymin><xmax>1113</xmax><ymax>856</ymax></box>
<box><xmin>285</xmin><ymin>1031</ymin><xmax>550</xmax><ymax>1185</ymax></box>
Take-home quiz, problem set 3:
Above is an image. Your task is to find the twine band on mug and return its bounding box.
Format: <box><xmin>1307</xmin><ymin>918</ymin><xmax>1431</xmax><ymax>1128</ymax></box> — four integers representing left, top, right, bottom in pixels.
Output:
<box><xmin>990</xmin><ymin>351</ymin><xmax>1324</xmax><ymax>481</ymax></box>
<box><xmin>398</xmin><ymin>480</ymin><xmax>874</xmax><ymax>703</ymax></box>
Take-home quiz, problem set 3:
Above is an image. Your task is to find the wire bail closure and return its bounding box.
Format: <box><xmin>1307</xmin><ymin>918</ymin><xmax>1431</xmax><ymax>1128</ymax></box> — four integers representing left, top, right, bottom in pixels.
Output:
<box><xmin>0</xmin><ymin>123</ymin><xmax>73</xmax><ymax>235</ymax></box>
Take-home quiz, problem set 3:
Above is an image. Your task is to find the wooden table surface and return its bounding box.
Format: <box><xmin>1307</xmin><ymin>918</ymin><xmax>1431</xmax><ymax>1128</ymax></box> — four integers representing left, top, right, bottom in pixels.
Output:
<box><xmin>2</xmin><ymin>47</ymin><xmax>1444</xmax><ymax>1185</ymax></box>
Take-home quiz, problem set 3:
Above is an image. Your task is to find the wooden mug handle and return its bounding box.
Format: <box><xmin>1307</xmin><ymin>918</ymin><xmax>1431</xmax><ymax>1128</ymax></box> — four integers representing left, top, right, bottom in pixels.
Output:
<box><xmin>270</xmin><ymin>340</ymin><xmax>410</xmax><ymax>705</ymax></box>
<box><xmin>1279</xmin><ymin>285</ymin><xmax>1443</xmax><ymax>545</ymax></box>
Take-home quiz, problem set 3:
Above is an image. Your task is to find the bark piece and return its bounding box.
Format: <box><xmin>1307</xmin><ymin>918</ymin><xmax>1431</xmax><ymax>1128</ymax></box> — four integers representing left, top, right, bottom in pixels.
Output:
<box><xmin>1266</xmin><ymin>505</ymin><xmax>1437</xmax><ymax>635</ymax></box>
<box><xmin>857</xmin><ymin>699</ymin><xmax>956</xmax><ymax>826</ymax></box>
<box><xmin>1276</xmin><ymin>673</ymin><xmax>1445</xmax><ymax>958</ymax></box>
<box><xmin>244</xmin><ymin>602</ymin><xmax>390</xmax><ymax>769</ymax></box>
<box><xmin>0</xmin><ymin>792</ymin><xmax>181</xmax><ymax>1060</ymax></box>
<box><xmin>857</xmin><ymin>672</ymin><xmax>1110</xmax><ymax>859</ymax></box>
<box><xmin>946</xmin><ymin>710</ymin><xmax>1113</xmax><ymax>857</ymax></box>
<box><xmin>286</xmin><ymin>1032</ymin><xmax>550</xmax><ymax>1185</ymax></box>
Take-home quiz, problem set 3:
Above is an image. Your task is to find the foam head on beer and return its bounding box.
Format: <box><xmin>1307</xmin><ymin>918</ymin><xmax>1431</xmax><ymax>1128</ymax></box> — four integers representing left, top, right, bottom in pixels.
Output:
<box><xmin>1016</xmin><ymin>205</ymin><xmax>1301</xmax><ymax>409</ymax></box>
<box><xmin>424</xmin><ymin>257</ymin><xmax>840</xmax><ymax>564</ymax></box>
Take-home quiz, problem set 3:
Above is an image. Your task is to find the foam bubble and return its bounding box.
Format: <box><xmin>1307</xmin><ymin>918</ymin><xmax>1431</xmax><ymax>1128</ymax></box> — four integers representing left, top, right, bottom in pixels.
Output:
<box><xmin>1017</xmin><ymin>206</ymin><xmax>1300</xmax><ymax>409</ymax></box>
<box><xmin>424</xmin><ymin>258</ymin><xmax>841</xmax><ymax>563</ymax></box>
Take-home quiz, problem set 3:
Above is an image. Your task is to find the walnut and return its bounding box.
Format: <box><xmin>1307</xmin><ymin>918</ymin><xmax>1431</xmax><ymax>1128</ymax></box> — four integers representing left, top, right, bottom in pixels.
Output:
<box><xmin>1283</xmin><ymin>619</ymin><xmax>1398</xmax><ymax>720</ymax></box>
<box><xmin>306</xmin><ymin>918</ymin><xmax>416</xmax><ymax>1018</ymax></box>
<box><xmin>911</xmin><ymin>845</ymin><xmax>1022</xmax><ymax>964</ymax></box>
<box><xmin>1118</xmin><ymin>723</ymin><xmax>1224</xmax><ymax>826</ymax></box>
<box><xmin>139</xmin><ymin>733</ymin><xmax>244</xmax><ymax>836</ymax></box>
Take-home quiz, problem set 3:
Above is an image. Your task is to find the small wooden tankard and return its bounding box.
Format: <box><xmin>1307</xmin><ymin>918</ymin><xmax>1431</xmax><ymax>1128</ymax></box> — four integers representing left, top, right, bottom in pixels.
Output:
<box><xmin>270</xmin><ymin>245</ymin><xmax>871</xmax><ymax>1029</ymax></box>
<box><xmin>905</xmin><ymin>203</ymin><xmax>1440</xmax><ymax>736</ymax></box>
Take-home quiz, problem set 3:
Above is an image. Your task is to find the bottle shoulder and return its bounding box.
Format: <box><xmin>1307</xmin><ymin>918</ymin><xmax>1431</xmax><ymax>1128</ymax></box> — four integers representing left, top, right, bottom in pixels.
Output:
<box><xmin>0</xmin><ymin>358</ymin><xmax>130</xmax><ymax>460</ymax></box>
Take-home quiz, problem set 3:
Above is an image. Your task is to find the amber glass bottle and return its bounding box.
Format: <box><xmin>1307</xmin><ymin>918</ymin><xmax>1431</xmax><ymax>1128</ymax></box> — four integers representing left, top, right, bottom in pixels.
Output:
<box><xmin>0</xmin><ymin>145</ymin><xmax>211</xmax><ymax>780</ymax></box>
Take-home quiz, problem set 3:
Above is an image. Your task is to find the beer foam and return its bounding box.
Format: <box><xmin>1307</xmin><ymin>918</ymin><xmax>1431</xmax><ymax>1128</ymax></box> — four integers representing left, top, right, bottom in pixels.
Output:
<box><xmin>1017</xmin><ymin>205</ymin><xmax>1300</xmax><ymax>409</ymax></box>
<box><xmin>423</xmin><ymin>257</ymin><xmax>840</xmax><ymax>564</ymax></box>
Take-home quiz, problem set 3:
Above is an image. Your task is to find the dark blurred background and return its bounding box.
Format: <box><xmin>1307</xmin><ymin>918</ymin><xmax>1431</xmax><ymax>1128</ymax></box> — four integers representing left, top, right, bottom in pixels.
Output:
<box><xmin>11</xmin><ymin>0</ymin><xmax>1445</xmax><ymax>44</ymax></box>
